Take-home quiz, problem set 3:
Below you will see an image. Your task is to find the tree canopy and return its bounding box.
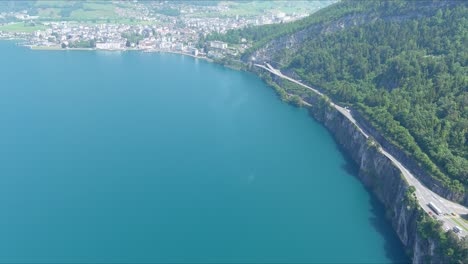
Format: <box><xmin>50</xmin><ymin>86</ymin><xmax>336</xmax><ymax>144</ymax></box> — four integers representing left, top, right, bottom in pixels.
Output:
<box><xmin>218</xmin><ymin>0</ymin><xmax>468</xmax><ymax>191</ymax></box>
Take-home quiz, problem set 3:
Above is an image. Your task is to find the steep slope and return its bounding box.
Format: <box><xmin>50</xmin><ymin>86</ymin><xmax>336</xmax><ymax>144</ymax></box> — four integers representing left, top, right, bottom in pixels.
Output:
<box><xmin>250</xmin><ymin>68</ymin><xmax>468</xmax><ymax>263</ymax></box>
<box><xmin>225</xmin><ymin>0</ymin><xmax>467</xmax><ymax>202</ymax></box>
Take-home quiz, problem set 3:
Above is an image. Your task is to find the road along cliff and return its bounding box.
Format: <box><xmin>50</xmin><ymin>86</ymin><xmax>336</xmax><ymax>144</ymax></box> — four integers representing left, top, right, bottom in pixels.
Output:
<box><xmin>252</xmin><ymin>64</ymin><xmax>468</xmax><ymax>263</ymax></box>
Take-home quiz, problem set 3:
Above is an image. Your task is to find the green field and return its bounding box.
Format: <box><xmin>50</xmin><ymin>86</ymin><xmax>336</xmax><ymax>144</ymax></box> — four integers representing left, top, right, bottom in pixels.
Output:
<box><xmin>37</xmin><ymin>8</ymin><xmax>61</xmax><ymax>19</ymax></box>
<box><xmin>188</xmin><ymin>1</ymin><xmax>335</xmax><ymax>18</ymax></box>
<box><xmin>32</xmin><ymin>0</ymin><xmax>120</xmax><ymax>21</ymax></box>
<box><xmin>0</xmin><ymin>23</ymin><xmax>46</xmax><ymax>33</ymax></box>
<box><xmin>4</xmin><ymin>1</ymin><xmax>332</xmax><ymax>27</ymax></box>
<box><xmin>35</xmin><ymin>1</ymin><xmax>72</xmax><ymax>8</ymax></box>
<box><xmin>70</xmin><ymin>9</ymin><xmax>117</xmax><ymax>21</ymax></box>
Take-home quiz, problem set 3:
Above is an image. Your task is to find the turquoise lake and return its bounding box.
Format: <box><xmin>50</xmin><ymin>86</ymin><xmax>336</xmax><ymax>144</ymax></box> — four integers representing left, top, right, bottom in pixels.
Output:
<box><xmin>0</xmin><ymin>41</ymin><xmax>408</xmax><ymax>263</ymax></box>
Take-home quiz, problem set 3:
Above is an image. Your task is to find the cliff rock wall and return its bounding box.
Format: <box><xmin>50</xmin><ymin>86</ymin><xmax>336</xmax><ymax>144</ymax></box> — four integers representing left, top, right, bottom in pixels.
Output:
<box><xmin>248</xmin><ymin>21</ymin><xmax>466</xmax><ymax>204</ymax></box>
<box><xmin>245</xmin><ymin>0</ymin><xmax>466</xmax><ymax>205</ymax></box>
<box><xmin>351</xmin><ymin>111</ymin><xmax>466</xmax><ymax>205</ymax></box>
<box><xmin>307</xmin><ymin>97</ymin><xmax>448</xmax><ymax>263</ymax></box>
<box><xmin>256</xmin><ymin>71</ymin><xmax>450</xmax><ymax>263</ymax></box>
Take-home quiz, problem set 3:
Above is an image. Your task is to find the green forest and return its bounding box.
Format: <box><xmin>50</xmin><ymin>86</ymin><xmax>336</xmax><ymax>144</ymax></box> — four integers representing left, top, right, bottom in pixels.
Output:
<box><xmin>212</xmin><ymin>0</ymin><xmax>467</xmax><ymax>192</ymax></box>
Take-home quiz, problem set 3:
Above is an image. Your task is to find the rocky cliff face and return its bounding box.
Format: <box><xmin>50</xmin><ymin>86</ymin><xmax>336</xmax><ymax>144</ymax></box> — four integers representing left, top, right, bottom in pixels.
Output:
<box><xmin>351</xmin><ymin>111</ymin><xmax>466</xmax><ymax>205</ymax></box>
<box><xmin>304</xmin><ymin>96</ymin><xmax>448</xmax><ymax>263</ymax></box>
<box><xmin>245</xmin><ymin>8</ymin><xmax>384</xmax><ymax>66</ymax></box>
<box><xmin>247</xmin><ymin>1</ymin><xmax>458</xmax><ymax>67</ymax></box>
<box><xmin>255</xmin><ymin>71</ymin><xmax>450</xmax><ymax>263</ymax></box>
<box><xmin>242</xmin><ymin>1</ymin><xmax>467</xmax><ymax>256</ymax></box>
<box><xmin>246</xmin><ymin>6</ymin><xmax>468</xmax><ymax>204</ymax></box>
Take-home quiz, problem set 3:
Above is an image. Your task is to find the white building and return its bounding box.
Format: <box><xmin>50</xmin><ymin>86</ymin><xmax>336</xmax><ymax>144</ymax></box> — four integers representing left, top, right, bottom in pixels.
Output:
<box><xmin>96</xmin><ymin>42</ymin><xmax>123</xmax><ymax>50</ymax></box>
<box><xmin>276</xmin><ymin>12</ymin><xmax>286</xmax><ymax>19</ymax></box>
<box><xmin>190</xmin><ymin>47</ymin><xmax>199</xmax><ymax>56</ymax></box>
<box><xmin>175</xmin><ymin>43</ymin><xmax>184</xmax><ymax>51</ymax></box>
<box><xmin>139</xmin><ymin>39</ymin><xmax>155</xmax><ymax>50</ymax></box>
<box><xmin>158</xmin><ymin>42</ymin><xmax>171</xmax><ymax>49</ymax></box>
<box><xmin>209</xmin><ymin>41</ymin><xmax>227</xmax><ymax>50</ymax></box>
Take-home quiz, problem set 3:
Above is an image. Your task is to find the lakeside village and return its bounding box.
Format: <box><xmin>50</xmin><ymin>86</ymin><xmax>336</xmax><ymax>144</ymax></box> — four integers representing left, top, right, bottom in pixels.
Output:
<box><xmin>0</xmin><ymin>8</ymin><xmax>307</xmax><ymax>61</ymax></box>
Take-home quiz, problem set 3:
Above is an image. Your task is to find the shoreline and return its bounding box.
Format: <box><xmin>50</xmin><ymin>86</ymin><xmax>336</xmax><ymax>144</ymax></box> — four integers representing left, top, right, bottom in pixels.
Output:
<box><xmin>26</xmin><ymin>44</ymin><xmax>213</xmax><ymax>62</ymax></box>
<box><xmin>253</xmin><ymin>63</ymin><xmax>468</xmax><ymax>262</ymax></box>
<box><xmin>0</xmin><ymin>38</ymin><xmax>219</xmax><ymax>66</ymax></box>
<box><xmin>2</xmin><ymin>37</ymin><xmax>463</xmax><ymax>261</ymax></box>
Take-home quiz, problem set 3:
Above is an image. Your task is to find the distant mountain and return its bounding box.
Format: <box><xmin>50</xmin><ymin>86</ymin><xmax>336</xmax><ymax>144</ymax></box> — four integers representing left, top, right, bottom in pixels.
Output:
<box><xmin>0</xmin><ymin>1</ymin><xmax>36</xmax><ymax>13</ymax></box>
<box><xmin>218</xmin><ymin>0</ymin><xmax>467</xmax><ymax>196</ymax></box>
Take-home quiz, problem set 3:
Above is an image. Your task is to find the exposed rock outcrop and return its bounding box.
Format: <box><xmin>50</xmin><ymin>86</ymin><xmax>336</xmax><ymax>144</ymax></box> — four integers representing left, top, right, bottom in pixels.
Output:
<box><xmin>245</xmin><ymin>7</ymin><xmax>467</xmax><ymax>204</ymax></box>
<box><xmin>305</xmin><ymin>95</ymin><xmax>452</xmax><ymax>263</ymax></box>
<box><xmin>247</xmin><ymin>1</ymin><xmax>458</xmax><ymax>68</ymax></box>
<box><xmin>351</xmin><ymin>111</ymin><xmax>466</xmax><ymax>204</ymax></box>
<box><xmin>249</xmin><ymin>70</ymin><xmax>461</xmax><ymax>263</ymax></box>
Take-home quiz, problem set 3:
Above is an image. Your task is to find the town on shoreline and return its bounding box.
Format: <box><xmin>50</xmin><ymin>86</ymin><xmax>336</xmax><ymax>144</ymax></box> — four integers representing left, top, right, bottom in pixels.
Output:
<box><xmin>0</xmin><ymin>1</ymin><xmax>328</xmax><ymax>60</ymax></box>
<box><xmin>25</xmin><ymin>43</ymin><xmax>215</xmax><ymax>63</ymax></box>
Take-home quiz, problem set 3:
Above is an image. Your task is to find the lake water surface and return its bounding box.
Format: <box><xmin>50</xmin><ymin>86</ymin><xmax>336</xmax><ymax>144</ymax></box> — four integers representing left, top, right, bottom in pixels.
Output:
<box><xmin>0</xmin><ymin>41</ymin><xmax>408</xmax><ymax>263</ymax></box>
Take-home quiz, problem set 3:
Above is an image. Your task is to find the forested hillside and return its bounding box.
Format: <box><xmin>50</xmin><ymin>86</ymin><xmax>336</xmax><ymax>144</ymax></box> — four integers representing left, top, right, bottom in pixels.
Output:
<box><xmin>211</xmin><ymin>0</ymin><xmax>468</xmax><ymax>193</ymax></box>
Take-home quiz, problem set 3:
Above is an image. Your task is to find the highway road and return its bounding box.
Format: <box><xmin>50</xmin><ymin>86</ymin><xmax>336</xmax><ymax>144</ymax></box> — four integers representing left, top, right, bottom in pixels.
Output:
<box><xmin>255</xmin><ymin>63</ymin><xmax>468</xmax><ymax>236</ymax></box>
